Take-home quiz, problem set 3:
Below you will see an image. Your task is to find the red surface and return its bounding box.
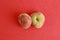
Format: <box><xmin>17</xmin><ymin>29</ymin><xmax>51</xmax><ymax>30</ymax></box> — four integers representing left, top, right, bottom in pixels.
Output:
<box><xmin>0</xmin><ymin>0</ymin><xmax>60</xmax><ymax>40</ymax></box>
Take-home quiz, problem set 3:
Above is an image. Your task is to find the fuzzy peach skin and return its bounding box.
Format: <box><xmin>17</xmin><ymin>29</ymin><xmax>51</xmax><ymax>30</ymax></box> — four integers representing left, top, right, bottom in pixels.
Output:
<box><xmin>18</xmin><ymin>13</ymin><xmax>32</xmax><ymax>29</ymax></box>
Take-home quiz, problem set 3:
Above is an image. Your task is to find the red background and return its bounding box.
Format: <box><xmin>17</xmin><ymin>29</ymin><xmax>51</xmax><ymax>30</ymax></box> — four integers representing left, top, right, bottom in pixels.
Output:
<box><xmin>0</xmin><ymin>0</ymin><xmax>60</xmax><ymax>40</ymax></box>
